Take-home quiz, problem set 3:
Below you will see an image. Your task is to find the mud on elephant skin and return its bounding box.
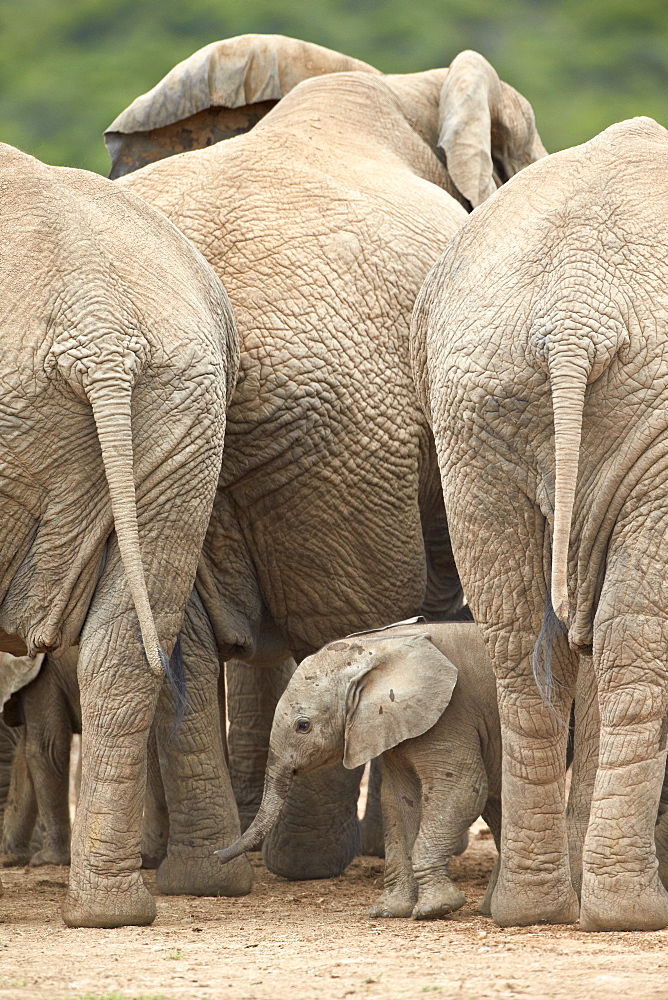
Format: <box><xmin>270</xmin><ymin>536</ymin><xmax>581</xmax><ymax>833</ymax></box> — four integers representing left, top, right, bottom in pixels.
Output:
<box><xmin>412</xmin><ymin>116</ymin><xmax>668</xmax><ymax>932</ymax></box>
<box><xmin>217</xmin><ymin>621</ymin><xmax>502</xmax><ymax>920</ymax></box>
<box><xmin>0</xmin><ymin>143</ymin><xmax>242</xmax><ymax>927</ymax></box>
<box><xmin>111</xmin><ymin>33</ymin><xmax>544</xmax><ymax>881</ymax></box>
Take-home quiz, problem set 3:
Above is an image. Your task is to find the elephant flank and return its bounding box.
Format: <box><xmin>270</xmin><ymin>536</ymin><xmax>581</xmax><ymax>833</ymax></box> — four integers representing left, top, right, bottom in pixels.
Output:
<box><xmin>547</xmin><ymin>355</ymin><xmax>589</xmax><ymax>624</ymax></box>
<box><xmin>86</xmin><ymin>378</ymin><xmax>169</xmax><ymax>678</ymax></box>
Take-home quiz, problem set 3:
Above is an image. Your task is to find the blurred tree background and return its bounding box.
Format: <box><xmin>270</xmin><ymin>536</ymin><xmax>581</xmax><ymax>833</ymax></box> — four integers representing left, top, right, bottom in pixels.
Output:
<box><xmin>1</xmin><ymin>0</ymin><xmax>666</xmax><ymax>175</ymax></box>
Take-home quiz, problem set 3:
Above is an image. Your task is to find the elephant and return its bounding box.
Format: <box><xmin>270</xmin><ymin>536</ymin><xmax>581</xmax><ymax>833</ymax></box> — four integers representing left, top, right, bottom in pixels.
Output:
<box><xmin>0</xmin><ymin>142</ymin><xmax>243</xmax><ymax>927</ymax></box>
<box><xmin>217</xmin><ymin>619</ymin><xmax>502</xmax><ymax>920</ymax></box>
<box><xmin>1</xmin><ymin>648</ymin><xmax>79</xmax><ymax>867</ymax></box>
<box><xmin>108</xmin><ymin>33</ymin><xmax>545</xmax><ymax>880</ymax></box>
<box><xmin>0</xmin><ymin>653</ymin><xmax>45</xmax><ymax>858</ymax></box>
<box><xmin>411</xmin><ymin>116</ymin><xmax>668</xmax><ymax>932</ymax></box>
<box><xmin>1</xmin><ymin>649</ymin><xmax>169</xmax><ymax>871</ymax></box>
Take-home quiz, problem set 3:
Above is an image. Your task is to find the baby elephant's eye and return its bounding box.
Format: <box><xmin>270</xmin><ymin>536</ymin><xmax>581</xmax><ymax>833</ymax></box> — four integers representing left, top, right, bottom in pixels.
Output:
<box><xmin>295</xmin><ymin>718</ymin><xmax>312</xmax><ymax>734</ymax></box>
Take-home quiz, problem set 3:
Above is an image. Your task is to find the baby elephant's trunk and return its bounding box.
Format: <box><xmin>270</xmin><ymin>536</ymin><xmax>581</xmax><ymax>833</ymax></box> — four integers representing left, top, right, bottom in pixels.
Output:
<box><xmin>215</xmin><ymin>751</ymin><xmax>293</xmax><ymax>863</ymax></box>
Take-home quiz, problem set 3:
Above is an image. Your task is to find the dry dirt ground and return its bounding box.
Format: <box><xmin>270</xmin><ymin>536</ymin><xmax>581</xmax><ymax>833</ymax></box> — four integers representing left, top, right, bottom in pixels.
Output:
<box><xmin>1</xmin><ymin>827</ymin><xmax>668</xmax><ymax>1000</ymax></box>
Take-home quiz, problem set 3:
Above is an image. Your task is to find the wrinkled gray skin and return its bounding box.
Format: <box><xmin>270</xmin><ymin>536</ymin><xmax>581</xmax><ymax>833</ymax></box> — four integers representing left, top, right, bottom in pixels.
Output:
<box><xmin>0</xmin><ymin>143</ymin><xmax>242</xmax><ymax>927</ymax></box>
<box><xmin>0</xmin><ymin>651</ymin><xmax>42</xmax><ymax>848</ymax></box>
<box><xmin>1</xmin><ymin>649</ymin><xmax>80</xmax><ymax>867</ymax></box>
<box><xmin>0</xmin><ymin>651</ymin><xmax>168</xmax><ymax>870</ymax></box>
<box><xmin>217</xmin><ymin>621</ymin><xmax>501</xmax><ymax>920</ymax></box>
<box><xmin>112</xmin><ymin>35</ymin><xmax>544</xmax><ymax>879</ymax></box>
<box><xmin>412</xmin><ymin>117</ymin><xmax>668</xmax><ymax>932</ymax></box>
<box><xmin>0</xmin><ymin>720</ymin><xmax>24</xmax><ymax>846</ymax></box>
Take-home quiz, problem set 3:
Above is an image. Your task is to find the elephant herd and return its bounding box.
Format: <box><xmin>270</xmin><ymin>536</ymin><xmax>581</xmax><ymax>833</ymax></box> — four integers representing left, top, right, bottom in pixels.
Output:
<box><xmin>0</xmin><ymin>31</ymin><xmax>667</xmax><ymax>935</ymax></box>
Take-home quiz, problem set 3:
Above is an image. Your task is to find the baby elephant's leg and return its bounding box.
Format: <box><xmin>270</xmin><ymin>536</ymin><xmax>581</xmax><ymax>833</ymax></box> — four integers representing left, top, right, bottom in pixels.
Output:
<box><xmin>411</xmin><ymin>757</ymin><xmax>488</xmax><ymax>920</ymax></box>
<box><xmin>368</xmin><ymin>753</ymin><xmax>419</xmax><ymax>918</ymax></box>
<box><xmin>1</xmin><ymin>730</ymin><xmax>38</xmax><ymax>865</ymax></box>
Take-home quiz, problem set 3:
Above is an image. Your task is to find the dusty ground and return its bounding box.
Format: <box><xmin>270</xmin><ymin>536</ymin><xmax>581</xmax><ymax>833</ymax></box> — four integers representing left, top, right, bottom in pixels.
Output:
<box><xmin>1</xmin><ymin>828</ymin><xmax>668</xmax><ymax>1000</ymax></box>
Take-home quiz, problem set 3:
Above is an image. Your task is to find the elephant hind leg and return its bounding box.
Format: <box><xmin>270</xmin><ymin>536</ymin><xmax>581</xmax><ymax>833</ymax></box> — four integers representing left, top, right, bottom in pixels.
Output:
<box><xmin>566</xmin><ymin>653</ymin><xmax>599</xmax><ymax>899</ymax></box>
<box><xmin>0</xmin><ymin>728</ymin><xmax>37</xmax><ymax>867</ymax></box>
<box><xmin>580</xmin><ymin>611</ymin><xmax>668</xmax><ymax>932</ymax></box>
<box><xmin>655</xmin><ymin>809</ymin><xmax>668</xmax><ymax>891</ymax></box>
<box><xmin>486</xmin><ymin>621</ymin><xmax>579</xmax><ymax>928</ymax></box>
<box><xmin>23</xmin><ymin>682</ymin><xmax>73</xmax><ymax>868</ymax></box>
<box><xmin>140</xmin><ymin>727</ymin><xmax>168</xmax><ymax>870</ymax></box>
<box><xmin>155</xmin><ymin>591</ymin><xmax>253</xmax><ymax>898</ymax></box>
<box><xmin>480</xmin><ymin>797</ymin><xmax>501</xmax><ymax>916</ymax></box>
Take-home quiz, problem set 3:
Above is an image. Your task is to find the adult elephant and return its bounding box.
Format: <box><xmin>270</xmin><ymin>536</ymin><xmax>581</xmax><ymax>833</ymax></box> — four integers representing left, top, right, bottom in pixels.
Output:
<box><xmin>0</xmin><ymin>144</ymin><xmax>242</xmax><ymax>926</ymax></box>
<box><xmin>412</xmin><ymin>117</ymin><xmax>668</xmax><ymax>932</ymax></box>
<box><xmin>111</xmin><ymin>34</ymin><xmax>545</xmax><ymax>879</ymax></box>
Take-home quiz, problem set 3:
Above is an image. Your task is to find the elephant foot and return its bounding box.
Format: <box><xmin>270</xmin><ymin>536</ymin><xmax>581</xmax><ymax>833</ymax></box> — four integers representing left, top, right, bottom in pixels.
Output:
<box><xmin>0</xmin><ymin>849</ymin><xmax>32</xmax><ymax>868</ymax></box>
<box><xmin>413</xmin><ymin>881</ymin><xmax>466</xmax><ymax>920</ymax></box>
<box><xmin>29</xmin><ymin>846</ymin><xmax>70</xmax><ymax>867</ymax></box>
<box><xmin>369</xmin><ymin>886</ymin><xmax>416</xmax><ymax>918</ymax></box>
<box><xmin>157</xmin><ymin>850</ymin><xmax>253</xmax><ymax>897</ymax></box>
<box><xmin>262</xmin><ymin>816</ymin><xmax>360</xmax><ymax>880</ymax></box>
<box><xmin>263</xmin><ymin>833</ymin><xmax>359</xmax><ymax>879</ymax></box>
<box><xmin>62</xmin><ymin>870</ymin><xmax>156</xmax><ymax>928</ymax></box>
<box><xmin>580</xmin><ymin>874</ymin><xmax>668</xmax><ymax>932</ymax></box>
<box><xmin>491</xmin><ymin>873</ymin><xmax>579</xmax><ymax>927</ymax></box>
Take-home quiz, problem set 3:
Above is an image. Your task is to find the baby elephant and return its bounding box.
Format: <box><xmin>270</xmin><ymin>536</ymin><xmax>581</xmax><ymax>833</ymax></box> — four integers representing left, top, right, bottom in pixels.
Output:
<box><xmin>216</xmin><ymin>620</ymin><xmax>501</xmax><ymax>919</ymax></box>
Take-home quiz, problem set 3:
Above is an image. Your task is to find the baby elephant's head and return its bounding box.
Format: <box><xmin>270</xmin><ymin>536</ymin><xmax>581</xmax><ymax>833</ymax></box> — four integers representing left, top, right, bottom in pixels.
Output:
<box><xmin>215</xmin><ymin>629</ymin><xmax>458</xmax><ymax>864</ymax></box>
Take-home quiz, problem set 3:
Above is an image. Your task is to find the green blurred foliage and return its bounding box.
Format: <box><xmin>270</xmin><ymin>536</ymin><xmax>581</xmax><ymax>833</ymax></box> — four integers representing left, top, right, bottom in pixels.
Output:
<box><xmin>1</xmin><ymin>0</ymin><xmax>667</xmax><ymax>175</ymax></box>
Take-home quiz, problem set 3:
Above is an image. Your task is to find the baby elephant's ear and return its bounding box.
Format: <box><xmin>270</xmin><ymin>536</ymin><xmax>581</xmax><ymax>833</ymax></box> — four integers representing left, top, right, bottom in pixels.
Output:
<box><xmin>343</xmin><ymin>633</ymin><xmax>457</xmax><ymax>770</ymax></box>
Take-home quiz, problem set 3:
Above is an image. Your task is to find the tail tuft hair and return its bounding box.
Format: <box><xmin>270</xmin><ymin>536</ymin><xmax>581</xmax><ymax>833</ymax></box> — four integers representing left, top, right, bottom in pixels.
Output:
<box><xmin>532</xmin><ymin>592</ymin><xmax>567</xmax><ymax>708</ymax></box>
<box><xmin>164</xmin><ymin>633</ymin><xmax>187</xmax><ymax>733</ymax></box>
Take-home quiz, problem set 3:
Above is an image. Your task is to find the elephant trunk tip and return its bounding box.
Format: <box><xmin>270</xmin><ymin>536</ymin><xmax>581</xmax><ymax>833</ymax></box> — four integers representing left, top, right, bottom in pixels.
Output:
<box><xmin>214</xmin><ymin>843</ymin><xmax>247</xmax><ymax>865</ymax></box>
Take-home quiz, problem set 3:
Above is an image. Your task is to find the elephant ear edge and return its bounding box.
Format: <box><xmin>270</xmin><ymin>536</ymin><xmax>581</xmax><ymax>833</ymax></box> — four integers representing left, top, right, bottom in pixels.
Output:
<box><xmin>343</xmin><ymin>632</ymin><xmax>458</xmax><ymax>770</ymax></box>
<box><xmin>438</xmin><ymin>49</ymin><xmax>547</xmax><ymax>209</ymax></box>
<box><xmin>104</xmin><ymin>33</ymin><xmax>380</xmax><ymax>179</ymax></box>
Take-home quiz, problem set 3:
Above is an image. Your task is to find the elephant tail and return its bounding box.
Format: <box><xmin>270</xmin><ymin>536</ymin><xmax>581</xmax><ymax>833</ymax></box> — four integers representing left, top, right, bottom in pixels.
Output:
<box><xmin>86</xmin><ymin>378</ymin><xmax>169</xmax><ymax>678</ymax></box>
<box><xmin>547</xmin><ymin>354</ymin><xmax>589</xmax><ymax>625</ymax></box>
